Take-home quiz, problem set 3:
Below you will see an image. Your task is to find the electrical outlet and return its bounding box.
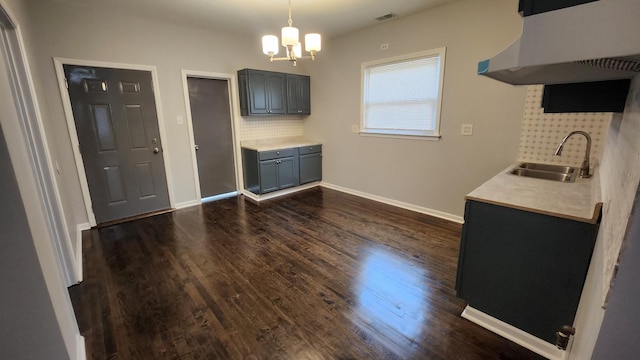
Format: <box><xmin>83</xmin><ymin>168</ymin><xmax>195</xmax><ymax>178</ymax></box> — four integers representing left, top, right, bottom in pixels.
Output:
<box><xmin>461</xmin><ymin>124</ymin><xmax>473</xmax><ymax>136</ymax></box>
<box><xmin>380</xmin><ymin>43</ymin><xmax>389</xmax><ymax>50</ymax></box>
<box><xmin>352</xmin><ymin>125</ymin><xmax>360</xmax><ymax>133</ymax></box>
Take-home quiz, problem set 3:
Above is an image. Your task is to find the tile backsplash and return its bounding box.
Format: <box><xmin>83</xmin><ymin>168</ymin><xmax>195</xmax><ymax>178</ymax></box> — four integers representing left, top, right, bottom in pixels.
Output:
<box><xmin>237</xmin><ymin>115</ymin><xmax>304</xmax><ymax>141</ymax></box>
<box><xmin>517</xmin><ymin>85</ymin><xmax>612</xmax><ymax>167</ymax></box>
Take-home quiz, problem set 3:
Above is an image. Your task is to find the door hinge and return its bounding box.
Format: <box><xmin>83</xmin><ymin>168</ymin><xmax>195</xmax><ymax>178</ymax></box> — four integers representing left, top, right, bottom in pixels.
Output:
<box><xmin>64</xmin><ymin>77</ymin><xmax>69</xmax><ymax>89</ymax></box>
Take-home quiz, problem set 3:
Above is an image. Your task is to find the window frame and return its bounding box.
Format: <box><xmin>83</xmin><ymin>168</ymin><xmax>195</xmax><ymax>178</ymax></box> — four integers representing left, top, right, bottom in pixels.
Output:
<box><xmin>360</xmin><ymin>48</ymin><xmax>446</xmax><ymax>140</ymax></box>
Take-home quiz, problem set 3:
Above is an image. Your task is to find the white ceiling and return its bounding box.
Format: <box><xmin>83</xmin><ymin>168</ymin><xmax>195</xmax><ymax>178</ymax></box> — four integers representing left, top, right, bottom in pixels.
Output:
<box><xmin>52</xmin><ymin>0</ymin><xmax>457</xmax><ymax>39</ymax></box>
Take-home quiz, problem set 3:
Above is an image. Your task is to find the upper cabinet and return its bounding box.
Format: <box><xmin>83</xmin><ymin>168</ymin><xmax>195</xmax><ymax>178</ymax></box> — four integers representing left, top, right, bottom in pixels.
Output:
<box><xmin>238</xmin><ymin>69</ymin><xmax>310</xmax><ymax>116</ymax></box>
<box><xmin>286</xmin><ymin>74</ymin><xmax>311</xmax><ymax>115</ymax></box>
<box><xmin>518</xmin><ymin>0</ymin><xmax>599</xmax><ymax>17</ymax></box>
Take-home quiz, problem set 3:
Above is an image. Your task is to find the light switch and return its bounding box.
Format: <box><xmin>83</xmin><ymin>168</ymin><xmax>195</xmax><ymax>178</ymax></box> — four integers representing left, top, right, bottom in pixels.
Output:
<box><xmin>177</xmin><ymin>115</ymin><xmax>184</xmax><ymax>125</ymax></box>
<box><xmin>461</xmin><ymin>124</ymin><xmax>473</xmax><ymax>136</ymax></box>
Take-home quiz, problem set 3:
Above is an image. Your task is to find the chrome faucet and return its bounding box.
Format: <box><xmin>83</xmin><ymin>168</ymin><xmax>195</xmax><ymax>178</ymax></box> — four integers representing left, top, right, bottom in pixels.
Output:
<box><xmin>554</xmin><ymin>130</ymin><xmax>592</xmax><ymax>178</ymax></box>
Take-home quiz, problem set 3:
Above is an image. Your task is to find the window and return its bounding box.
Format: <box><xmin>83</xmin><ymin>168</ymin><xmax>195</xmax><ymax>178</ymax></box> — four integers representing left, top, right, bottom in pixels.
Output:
<box><xmin>361</xmin><ymin>48</ymin><xmax>446</xmax><ymax>138</ymax></box>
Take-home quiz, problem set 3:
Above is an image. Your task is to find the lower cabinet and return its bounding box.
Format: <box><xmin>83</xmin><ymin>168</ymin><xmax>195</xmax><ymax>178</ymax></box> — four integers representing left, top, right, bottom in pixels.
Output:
<box><xmin>299</xmin><ymin>145</ymin><xmax>322</xmax><ymax>184</ymax></box>
<box><xmin>242</xmin><ymin>148</ymin><xmax>299</xmax><ymax>194</ymax></box>
<box><xmin>455</xmin><ymin>200</ymin><xmax>600</xmax><ymax>344</ymax></box>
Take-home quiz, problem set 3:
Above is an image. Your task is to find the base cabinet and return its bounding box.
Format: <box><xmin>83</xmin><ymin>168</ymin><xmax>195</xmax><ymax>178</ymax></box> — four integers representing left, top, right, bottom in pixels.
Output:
<box><xmin>242</xmin><ymin>144</ymin><xmax>322</xmax><ymax>195</ymax></box>
<box><xmin>455</xmin><ymin>200</ymin><xmax>600</xmax><ymax>344</ymax></box>
<box><xmin>242</xmin><ymin>148</ymin><xmax>299</xmax><ymax>194</ymax></box>
<box><xmin>299</xmin><ymin>145</ymin><xmax>322</xmax><ymax>184</ymax></box>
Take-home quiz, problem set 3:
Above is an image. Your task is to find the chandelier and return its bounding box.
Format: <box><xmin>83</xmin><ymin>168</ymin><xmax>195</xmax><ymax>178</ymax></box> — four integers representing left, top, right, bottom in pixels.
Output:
<box><xmin>261</xmin><ymin>0</ymin><xmax>321</xmax><ymax>66</ymax></box>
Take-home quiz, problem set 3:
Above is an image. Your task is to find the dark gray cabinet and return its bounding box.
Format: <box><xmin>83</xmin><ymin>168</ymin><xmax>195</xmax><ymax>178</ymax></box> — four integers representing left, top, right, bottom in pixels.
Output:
<box><xmin>242</xmin><ymin>148</ymin><xmax>299</xmax><ymax>194</ymax></box>
<box><xmin>287</xmin><ymin>74</ymin><xmax>311</xmax><ymax>115</ymax></box>
<box><xmin>518</xmin><ymin>0</ymin><xmax>598</xmax><ymax>17</ymax></box>
<box><xmin>238</xmin><ymin>69</ymin><xmax>286</xmax><ymax>115</ymax></box>
<box><xmin>238</xmin><ymin>69</ymin><xmax>310</xmax><ymax>116</ymax></box>
<box><xmin>298</xmin><ymin>145</ymin><xmax>322</xmax><ymax>184</ymax></box>
<box><xmin>456</xmin><ymin>200</ymin><xmax>600</xmax><ymax>344</ymax></box>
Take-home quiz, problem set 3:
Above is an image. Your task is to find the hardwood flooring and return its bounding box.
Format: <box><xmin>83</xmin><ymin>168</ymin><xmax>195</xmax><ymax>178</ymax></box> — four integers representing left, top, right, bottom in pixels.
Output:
<box><xmin>69</xmin><ymin>187</ymin><xmax>545</xmax><ymax>360</ymax></box>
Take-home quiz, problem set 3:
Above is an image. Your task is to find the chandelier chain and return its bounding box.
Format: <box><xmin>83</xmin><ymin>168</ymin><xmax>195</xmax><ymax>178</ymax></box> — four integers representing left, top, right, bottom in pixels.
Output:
<box><xmin>288</xmin><ymin>0</ymin><xmax>293</xmax><ymax>27</ymax></box>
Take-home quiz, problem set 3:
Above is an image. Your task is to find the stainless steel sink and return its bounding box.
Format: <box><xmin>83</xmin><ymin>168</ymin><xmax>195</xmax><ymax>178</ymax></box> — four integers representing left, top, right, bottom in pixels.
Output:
<box><xmin>517</xmin><ymin>162</ymin><xmax>575</xmax><ymax>174</ymax></box>
<box><xmin>508</xmin><ymin>162</ymin><xmax>577</xmax><ymax>183</ymax></box>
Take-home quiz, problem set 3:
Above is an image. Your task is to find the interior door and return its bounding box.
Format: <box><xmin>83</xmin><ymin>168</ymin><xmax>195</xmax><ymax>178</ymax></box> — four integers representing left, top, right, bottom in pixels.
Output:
<box><xmin>64</xmin><ymin>65</ymin><xmax>170</xmax><ymax>224</ymax></box>
<box><xmin>187</xmin><ymin>77</ymin><xmax>237</xmax><ymax>198</ymax></box>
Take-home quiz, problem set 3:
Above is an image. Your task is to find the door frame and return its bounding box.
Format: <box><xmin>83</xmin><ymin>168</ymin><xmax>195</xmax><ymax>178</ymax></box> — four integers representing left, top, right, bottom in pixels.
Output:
<box><xmin>0</xmin><ymin>9</ymin><xmax>80</xmax><ymax>285</ymax></box>
<box><xmin>54</xmin><ymin>58</ymin><xmax>176</xmax><ymax>227</ymax></box>
<box><xmin>181</xmin><ymin>70</ymin><xmax>242</xmax><ymax>201</ymax></box>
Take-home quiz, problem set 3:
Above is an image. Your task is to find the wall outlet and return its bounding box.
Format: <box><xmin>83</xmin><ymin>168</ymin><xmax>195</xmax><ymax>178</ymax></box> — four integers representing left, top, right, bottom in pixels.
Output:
<box><xmin>380</xmin><ymin>43</ymin><xmax>389</xmax><ymax>50</ymax></box>
<box><xmin>461</xmin><ymin>124</ymin><xmax>473</xmax><ymax>136</ymax></box>
<box><xmin>352</xmin><ymin>125</ymin><xmax>360</xmax><ymax>133</ymax></box>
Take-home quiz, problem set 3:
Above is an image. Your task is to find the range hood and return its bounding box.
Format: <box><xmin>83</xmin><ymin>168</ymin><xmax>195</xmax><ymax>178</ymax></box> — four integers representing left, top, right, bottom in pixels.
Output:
<box><xmin>479</xmin><ymin>0</ymin><xmax>640</xmax><ymax>85</ymax></box>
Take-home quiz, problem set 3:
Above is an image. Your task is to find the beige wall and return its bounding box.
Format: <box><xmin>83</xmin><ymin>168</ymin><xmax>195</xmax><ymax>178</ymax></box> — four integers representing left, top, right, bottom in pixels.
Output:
<box><xmin>304</xmin><ymin>0</ymin><xmax>527</xmax><ymax>217</ymax></box>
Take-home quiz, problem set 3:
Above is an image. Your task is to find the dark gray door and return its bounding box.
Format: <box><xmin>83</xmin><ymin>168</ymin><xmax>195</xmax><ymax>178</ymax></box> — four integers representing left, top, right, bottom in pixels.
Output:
<box><xmin>64</xmin><ymin>65</ymin><xmax>170</xmax><ymax>224</ymax></box>
<box><xmin>187</xmin><ymin>77</ymin><xmax>237</xmax><ymax>198</ymax></box>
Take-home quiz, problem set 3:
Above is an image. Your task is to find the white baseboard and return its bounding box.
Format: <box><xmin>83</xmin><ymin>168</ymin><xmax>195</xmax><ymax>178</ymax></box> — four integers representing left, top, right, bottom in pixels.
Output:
<box><xmin>75</xmin><ymin>223</ymin><xmax>90</xmax><ymax>284</ymax></box>
<box><xmin>320</xmin><ymin>182</ymin><xmax>464</xmax><ymax>224</ymax></box>
<box><xmin>242</xmin><ymin>182</ymin><xmax>321</xmax><ymax>202</ymax></box>
<box><xmin>174</xmin><ymin>199</ymin><xmax>201</xmax><ymax>209</ymax></box>
<box><xmin>461</xmin><ymin>306</ymin><xmax>567</xmax><ymax>360</ymax></box>
<box><xmin>75</xmin><ymin>334</ymin><xmax>86</xmax><ymax>360</ymax></box>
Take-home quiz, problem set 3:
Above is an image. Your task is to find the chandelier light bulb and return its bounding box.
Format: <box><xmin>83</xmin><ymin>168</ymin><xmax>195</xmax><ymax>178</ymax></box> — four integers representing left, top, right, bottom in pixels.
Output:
<box><xmin>281</xmin><ymin>26</ymin><xmax>299</xmax><ymax>47</ymax></box>
<box><xmin>305</xmin><ymin>33</ymin><xmax>321</xmax><ymax>52</ymax></box>
<box><xmin>262</xmin><ymin>35</ymin><xmax>279</xmax><ymax>56</ymax></box>
<box><xmin>286</xmin><ymin>42</ymin><xmax>302</xmax><ymax>59</ymax></box>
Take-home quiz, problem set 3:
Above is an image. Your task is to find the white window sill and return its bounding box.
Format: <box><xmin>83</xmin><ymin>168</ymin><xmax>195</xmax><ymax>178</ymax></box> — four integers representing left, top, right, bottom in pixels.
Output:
<box><xmin>358</xmin><ymin>131</ymin><xmax>441</xmax><ymax>141</ymax></box>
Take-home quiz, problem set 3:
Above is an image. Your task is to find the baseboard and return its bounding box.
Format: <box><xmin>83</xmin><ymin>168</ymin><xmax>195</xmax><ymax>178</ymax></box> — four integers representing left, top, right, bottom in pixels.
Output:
<box><xmin>461</xmin><ymin>306</ymin><xmax>567</xmax><ymax>360</ymax></box>
<box><xmin>320</xmin><ymin>182</ymin><xmax>464</xmax><ymax>224</ymax></box>
<box><xmin>75</xmin><ymin>333</ymin><xmax>86</xmax><ymax>360</ymax></box>
<box><xmin>174</xmin><ymin>199</ymin><xmax>201</xmax><ymax>209</ymax></box>
<box><xmin>75</xmin><ymin>223</ymin><xmax>90</xmax><ymax>284</ymax></box>
<box><xmin>241</xmin><ymin>182</ymin><xmax>321</xmax><ymax>202</ymax></box>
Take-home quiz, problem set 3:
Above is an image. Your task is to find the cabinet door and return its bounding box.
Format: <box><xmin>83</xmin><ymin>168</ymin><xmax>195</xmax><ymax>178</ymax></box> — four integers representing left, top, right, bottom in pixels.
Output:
<box><xmin>299</xmin><ymin>153</ymin><xmax>322</xmax><ymax>184</ymax></box>
<box><xmin>248</xmin><ymin>71</ymin><xmax>270</xmax><ymax>114</ymax></box>
<box><xmin>286</xmin><ymin>74</ymin><xmax>311</xmax><ymax>115</ymax></box>
<box><xmin>277</xmin><ymin>157</ymin><xmax>296</xmax><ymax>189</ymax></box>
<box><xmin>259</xmin><ymin>159</ymin><xmax>279</xmax><ymax>193</ymax></box>
<box><xmin>267</xmin><ymin>72</ymin><xmax>287</xmax><ymax>114</ymax></box>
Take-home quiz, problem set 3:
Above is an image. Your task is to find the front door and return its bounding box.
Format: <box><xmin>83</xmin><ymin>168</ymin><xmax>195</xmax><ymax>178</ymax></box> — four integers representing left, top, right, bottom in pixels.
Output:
<box><xmin>187</xmin><ymin>77</ymin><xmax>237</xmax><ymax>198</ymax></box>
<box><xmin>64</xmin><ymin>65</ymin><xmax>170</xmax><ymax>224</ymax></box>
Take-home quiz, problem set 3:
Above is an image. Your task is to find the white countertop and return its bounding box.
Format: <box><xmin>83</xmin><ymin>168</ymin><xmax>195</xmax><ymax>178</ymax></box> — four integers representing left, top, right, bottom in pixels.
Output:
<box><xmin>241</xmin><ymin>136</ymin><xmax>321</xmax><ymax>152</ymax></box>
<box><xmin>466</xmin><ymin>163</ymin><xmax>602</xmax><ymax>224</ymax></box>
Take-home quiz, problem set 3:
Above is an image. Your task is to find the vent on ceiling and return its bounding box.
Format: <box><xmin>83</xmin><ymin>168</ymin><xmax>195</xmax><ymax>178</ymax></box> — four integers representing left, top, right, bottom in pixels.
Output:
<box><xmin>375</xmin><ymin>13</ymin><xmax>398</xmax><ymax>21</ymax></box>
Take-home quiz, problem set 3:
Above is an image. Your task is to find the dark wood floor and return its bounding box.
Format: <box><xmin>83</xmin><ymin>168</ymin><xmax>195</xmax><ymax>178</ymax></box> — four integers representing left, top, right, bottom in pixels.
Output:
<box><xmin>69</xmin><ymin>187</ymin><xmax>544</xmax><ymax>360</ymax></box>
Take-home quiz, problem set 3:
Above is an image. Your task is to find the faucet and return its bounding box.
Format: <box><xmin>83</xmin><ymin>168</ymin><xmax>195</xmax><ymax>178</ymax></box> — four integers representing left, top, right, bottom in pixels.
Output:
<box><xmin>554</xmin><ymin>130</ymin><xmax>592</xmax><ymax>178</ymax></box>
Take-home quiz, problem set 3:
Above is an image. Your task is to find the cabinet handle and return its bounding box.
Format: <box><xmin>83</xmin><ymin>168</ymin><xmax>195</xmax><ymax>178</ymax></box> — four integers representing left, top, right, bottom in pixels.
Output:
<box><xmin>276</xmin><ymin>151</ymin><xmax>280</xmax><ymax>155</ymax></box>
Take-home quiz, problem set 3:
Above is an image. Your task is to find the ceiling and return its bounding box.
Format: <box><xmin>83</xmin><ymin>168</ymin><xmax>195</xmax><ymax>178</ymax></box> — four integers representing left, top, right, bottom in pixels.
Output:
<box><xmin>52</xmin><ymin>0</ymin><xmax>457</xmax><ymax>39</ymax></box>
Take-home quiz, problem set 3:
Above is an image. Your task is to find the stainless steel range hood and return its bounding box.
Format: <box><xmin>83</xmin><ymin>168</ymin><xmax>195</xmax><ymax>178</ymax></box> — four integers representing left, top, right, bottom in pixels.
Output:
<box><xmin>479</xmin><ymin>0</ymin><xmax>640</xmax><ymax>85</ymax></box>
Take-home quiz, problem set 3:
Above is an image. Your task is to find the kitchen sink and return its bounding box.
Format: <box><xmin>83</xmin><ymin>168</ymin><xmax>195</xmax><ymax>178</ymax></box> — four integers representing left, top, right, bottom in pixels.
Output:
<box><xmin>508</xmin><ymin>162</ymin><xmax>577</xmax><ymax>183</ymax></box>
<box><xmin>517</xmin><ymin>162</ymin><xmax>575</xmax><ymax>174</ymax></box>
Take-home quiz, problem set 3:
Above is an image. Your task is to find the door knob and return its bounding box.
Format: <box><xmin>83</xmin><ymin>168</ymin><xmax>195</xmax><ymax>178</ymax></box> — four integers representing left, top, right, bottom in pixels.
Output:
<box><xmin>153</xmin><ymin>147</ymin><xmax>160</xmax><ymax>153</ymax></box>
<box><xmin>195</xmin><ymin>145</ymin><xmax>199</xmax><ymax>150</ymax></box>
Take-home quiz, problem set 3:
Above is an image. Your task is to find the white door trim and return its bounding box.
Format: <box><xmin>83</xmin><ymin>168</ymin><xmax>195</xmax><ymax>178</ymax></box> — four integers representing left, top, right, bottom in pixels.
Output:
<box><xmin>0</xmin><ymin>10</ymin><xmax>79</xmax><ymax>285</ymax></box>
<box><xmin>180</xmin><ymin>69</ymin><xmax>243</xmax><ymax>201</ymax></box>
<box><xmin>53</xmin><ymin>58</ymin><xmax>176</xmax><ymax>226</ymax></box>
